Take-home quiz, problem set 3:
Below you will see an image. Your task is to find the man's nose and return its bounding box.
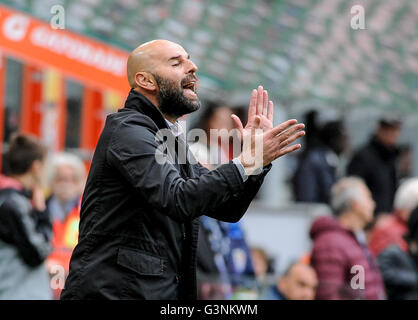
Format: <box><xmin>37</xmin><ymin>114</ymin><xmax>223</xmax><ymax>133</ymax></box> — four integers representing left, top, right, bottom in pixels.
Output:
<box><xmin>186</xmin><ymin>59</ymin><xmax>198</xmax><ymax>74</ymax></box>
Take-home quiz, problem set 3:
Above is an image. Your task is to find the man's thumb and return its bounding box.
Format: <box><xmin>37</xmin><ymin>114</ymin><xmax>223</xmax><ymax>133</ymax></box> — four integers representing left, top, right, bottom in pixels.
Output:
<box><xmin>231</xmin><ymin>114</ymin><xmax>243</xmax><ymax>133</ymax></box>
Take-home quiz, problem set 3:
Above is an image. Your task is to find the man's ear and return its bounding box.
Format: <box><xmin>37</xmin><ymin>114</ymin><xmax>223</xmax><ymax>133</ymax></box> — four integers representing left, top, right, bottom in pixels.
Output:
<box><xmin>30</xmin><ymin>160</ymin><xmax>42</xmax><ymax>173</ymax></box>
<box><xmin>30</xmin><ymin>159</ymin><xmax>44</xmax><ymax>183</ymax></box>
<box><xmin>135</xmin><ymin>72</ymin><xmax>157</xmax><ymax>91</ymax></box>
<box><xmin>350</xmin><ymin>198</ymin><xmax>361</xmax><ymax>214</ymax></box>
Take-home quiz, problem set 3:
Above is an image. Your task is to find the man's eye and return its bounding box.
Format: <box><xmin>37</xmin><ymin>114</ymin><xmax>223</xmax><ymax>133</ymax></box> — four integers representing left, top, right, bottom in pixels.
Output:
<box><xmin>172</xmin><ymin>62</ymin><xmax>180</xmax><ymax>66</ymax></box>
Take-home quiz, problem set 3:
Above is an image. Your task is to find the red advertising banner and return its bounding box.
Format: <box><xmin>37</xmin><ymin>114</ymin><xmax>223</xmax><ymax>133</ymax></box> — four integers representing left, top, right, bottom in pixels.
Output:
<box><xmin>0</xmin><ymin>5</ymin><xmax>130</xmax><ymax>95</ymax></box>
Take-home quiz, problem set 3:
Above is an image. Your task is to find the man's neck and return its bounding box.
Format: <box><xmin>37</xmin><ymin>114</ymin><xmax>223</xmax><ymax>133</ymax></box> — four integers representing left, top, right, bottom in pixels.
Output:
<box><xmin>163</xmin><ymin>114</ymin><xmax>177</xmax><ymax>124</ymax></box>
<box><xmin>132</xmin><ymin>88</ymin><xmax>178</xmax><ymax>124</ymax></box>
<box><xmin>133</xmin><ymin>87</ymin><xmax>159</xmax><ymax>109</ymax></box>
<box><xmin>338</xmin><ymin>211</ymin><xmax>364</xmax><ymax>232</ymax></box>
<box><xmin>10</xmin><ymin>174</ymin><xmax>33</xmax><ymax>190</ymax></box>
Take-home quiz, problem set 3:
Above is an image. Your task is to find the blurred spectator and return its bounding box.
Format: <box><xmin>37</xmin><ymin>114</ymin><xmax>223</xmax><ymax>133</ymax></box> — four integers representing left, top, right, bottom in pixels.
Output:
<box><xmin>260</xmin><ymin>262</ymin><xmax>318</xmax><ymax>300</ymax></box>
<box><xmin>310</xmin><ymin>177</ymin><xmax>385</xmax><ymax>300</ymax></box>
<box><xmin>196</xmin><ymin>215</ymin><xmax>231</xmax><ymax>300</ymax></box>
<box><xmin>251</xmin><ymin>247</ymin><xmax>274</xmax><ymax>280</ymax></box>
<box><xmin>45</xmin><ymin>152</ymin><xmax>86</xmax><ymax>299</ymax></box>
<box><xmin>302</xmin><ymin>110</ymin><xmax>321</xmax><ymax>153</ymax></box>
<box><xmin>347</xmin><ymin>117</ymin><xmax>402</xmax><ymax>215</ymax></box>
<box><xmin>369</xmin><ymin>178</ymin><xmax>418</xmax><ymax>257</ymax></box>
<box><xmin>398</xmin><ymin>145</ymin><xmax>413</xmax><ymax>182</ymax></box>
<box><xmin>250</xmin><ymin>247</ymin><xmax>275</xmax><ymax>294</ymax></box>
<box><xmin>196</xmin><ymin>216</ymin><xmax>256</xmax><ymax>299</ymax></box>
<box><xmin>0</xmin><ymin>133</ymin><xmax>52</xmax><ymax>299</ymax></box>
<box><xmin>292</xmin><ymin>120</ymin><xmax>347</xmax><ymax>203</ymax></box>
<box><xmin>377</xmin><ymin>206</ymin><xmax>418</xmax><ymax>300</ymax></box>
<box><xmin>189</xmin><ymin>102</ymin><xmax>238</xmax><ymax>168</ymax></box>
<box><xmin>192</xmin><ymin>102</ymin><xmax>256</xmax><ymax>299</ymax></box>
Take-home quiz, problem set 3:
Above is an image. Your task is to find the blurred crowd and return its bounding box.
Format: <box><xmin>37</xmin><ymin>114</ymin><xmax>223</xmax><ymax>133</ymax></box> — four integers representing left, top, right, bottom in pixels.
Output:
<box><xmin>0</xmin><ymin>101</ymin><xmax>417</xmax><ymax>300</ymax></box>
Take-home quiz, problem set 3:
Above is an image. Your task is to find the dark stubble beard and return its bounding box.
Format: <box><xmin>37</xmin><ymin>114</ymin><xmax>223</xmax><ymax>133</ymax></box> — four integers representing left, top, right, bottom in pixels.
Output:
<box><xmin>153</xmin><ymin>73</ymin><xmax>201</xmax><ymax>118</ymax></box>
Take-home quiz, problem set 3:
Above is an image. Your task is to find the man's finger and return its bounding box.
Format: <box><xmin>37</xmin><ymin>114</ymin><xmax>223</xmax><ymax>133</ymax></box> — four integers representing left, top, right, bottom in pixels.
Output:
<box><xmin>256</xmin><ymin>85</ymin><xmax>263</xmax><ymax>114</ymax></box>
<box><xmin>263</xmin><ymin>90</ymin><xmax>268</xmax><ymax>116</ymax></box>
<box><xmin>278</xmin><ymin>130</ymin><xmax>306</xmax><ymax>149</ymax></box>
<box><xmin>267</xmin><ymin>119</ymin><xmax>298</xmax><ymax>138</ymax></box>
<box><xmin>248</xmin><ymin>89</ymin><xmax>257</xmax><ymax>122</ymax></box>
<box><xmin>276</xmin><ymin>143</ymin><xmax>302</xmax><ymax>158</ymax></box>
<box><xmin>275</xmin><ymin>123</ymin><xmax>305</xmax><ymax>143</ymax></box>
<box><xmin>231</xmin><ymin>114</ymin><xmax>244</xmax><ymax>134</ymax></box>
<box><xmin>268</xmin><ymin>100</ymin><xmax>274</xmax><ymax>121</ymax></box>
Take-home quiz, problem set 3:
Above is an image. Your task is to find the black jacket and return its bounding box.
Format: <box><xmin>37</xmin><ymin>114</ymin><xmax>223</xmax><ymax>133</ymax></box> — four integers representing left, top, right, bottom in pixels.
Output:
<box><xmin>347</xmin><ymin>136</ymin><xmax>399</xmax><ymax>214</ymax></box>
<box><xmin>0</xmin><ymin>187</ymin><xmax>52</xmax><ymax>267</ymax></box>
<box><xmin>292</xmin><ymin>144</ymin><xmax>337</xmax><ymax>203</ymax></box>
<box><xmin>377</xmin><ymin>244</ymin><xmax>418</xmax><ymax>300</ymax></box>
<box><xmin>61</xmin><ymin>89</ymin><xmax>271</xmax><ymax>300</ymax></box>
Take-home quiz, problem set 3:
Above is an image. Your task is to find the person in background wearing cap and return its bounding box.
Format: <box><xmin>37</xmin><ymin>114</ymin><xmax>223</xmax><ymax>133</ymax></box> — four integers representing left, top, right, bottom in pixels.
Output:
<box><xmin>347</xmin><ymin>117</ymin><xmax>402</xmax><ymax>215</ymax></box>
<box><xmin>376</xmin><ymin>206</ymin><xmax>418</xmax><ymax>300</ymax></box>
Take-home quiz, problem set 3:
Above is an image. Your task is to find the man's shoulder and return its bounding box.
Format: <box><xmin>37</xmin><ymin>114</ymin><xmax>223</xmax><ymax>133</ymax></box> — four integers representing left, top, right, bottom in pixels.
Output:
<box><xmin>108</xmin><ymin>108</ymin><xmax>159</xmax><ymax>132</ymax></box>
<box><xmin>313</xmin><ymin>228</ymin><xmax>356</xmax><ymax>253</ymax></box>
<box><xmin>106</xmin><ymin>109</ymin><xmax>163</xmax><ymax>148</ymax></box>
<box><xmin>351</xmin><ymin>143</ymin><xmax>374</xmax><ymax>160</ymax></box>
<box><xmin>0</xmin><ymin>189</ymin><xmax>31</xmax><ymax>217</ymax></box>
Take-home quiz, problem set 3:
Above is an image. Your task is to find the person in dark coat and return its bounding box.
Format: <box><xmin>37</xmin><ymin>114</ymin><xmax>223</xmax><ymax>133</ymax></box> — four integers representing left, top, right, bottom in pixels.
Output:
<box><xmin>293</xmin><ymin>120</ymin><xmax>347</xmax><ymax>203</ymax></box>
<box><xmin>377</xmin><ymin>206</ymin><xmax>418</xmax><ymax>300</ymax></box>
<box><xmin>347</xmin><ymin>117</ymin><xmax>402</xmax><ymax>215</ymax></box>
<box><xmin>310</xmin><ymin>177</ymin><xmax>386</xmax><ymax>300</ymax></box>
<box><xmin>60</xmin><ymin>40</ymin><xmax>306</xmax><ymax>300</ymax></box>
<box><xmin>0</xmin><ymin>134</ymin><xmax>52</xmax><ymax>299</ymax></box>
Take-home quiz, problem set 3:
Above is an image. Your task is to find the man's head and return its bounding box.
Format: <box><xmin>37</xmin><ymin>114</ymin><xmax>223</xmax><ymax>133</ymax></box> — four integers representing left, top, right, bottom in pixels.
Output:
<box><xmin>126</xmin><ymin>39</ymin><xmax>200</xmax><ymax>119</ymax></box>
<box><xmin>278</xmin><ymin>262</ymin><xmax>318</xmax><ymax>300</ymax></box>
<box><xmin>250</xmin><ymin>247</ymin><xmax>270</xmax><ymax>279</ymax></box>
<box><xmin>376</xmin><ymin>117</ymin><xmax>401</xmax><ymax>147</ymax></box>
<box><xmin>47</xmin><ymin>153</ymin><xmax>86</xmax><ymax>204</ymax></box>
<box><xmin>6</xmin><ymin>133</ymin><xmax>47</xmax><ymax>186</ymax></box>
<box><xmin>319</xmin><ymin>120</ymin><xmax>348</xmax><ymax>155</ymax></box>
<box><xmin>406</xmin><ymin>207</ymin><xmax>418</xmax><ymax>264</ymax></box>
<box><xmin>394</xmin><ymin>178</ymin><xmax>418</xmax><ymax>221</ymax></box>
<box><xmin>330</xmin><ymin>177</ymin><xmax>376</xmax><ymax>228</ymax></box>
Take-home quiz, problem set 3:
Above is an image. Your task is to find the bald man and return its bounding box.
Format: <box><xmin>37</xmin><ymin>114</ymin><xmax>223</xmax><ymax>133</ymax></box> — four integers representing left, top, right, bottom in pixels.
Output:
<box><xmin>261</xmin><ymin>262</ymin><xmax>318</xmax><ymax>300</ymax></box>
<box><xmin>61</xmin><ymin>40</ymin><xmax>305</xmax><ymax>300</ymax></box>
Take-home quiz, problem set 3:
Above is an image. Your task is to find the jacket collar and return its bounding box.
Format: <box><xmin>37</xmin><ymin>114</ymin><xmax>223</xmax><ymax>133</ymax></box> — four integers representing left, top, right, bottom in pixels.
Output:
<box><xmin>123</xmin><ymin>89</ymin><xmax>170</xmax><ymax>132</ymax></box>
<box><xmin>370</xmin><ymin>135</ymin><xmax>399</xmax><ymax>160</ymax></box>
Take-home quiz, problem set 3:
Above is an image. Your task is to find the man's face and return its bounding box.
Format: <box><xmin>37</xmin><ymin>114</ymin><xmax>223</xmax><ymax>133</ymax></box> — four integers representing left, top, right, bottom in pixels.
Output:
<box><xmin>52</xmin><ymin>165</ymin><xmax>82</xmax><ymax>203</ymax></box>
<box><xmin>152</xmin><ymin>45</ymin><xmax>200</xmax><ymax>118</ymax></box>
<box><xmin>353</xmin><ymin>184</ymin><xmax>376</xmax><ymax>224</ymax></box>
<box><xmin>377</xmin><ymin>126</ymin><xmax>401</xmax><ymax>147</ymax></box>
<box><xmin>279</xmin><ymin>265</ymin><xmax>318</xmax><ymax>300</ymax></box>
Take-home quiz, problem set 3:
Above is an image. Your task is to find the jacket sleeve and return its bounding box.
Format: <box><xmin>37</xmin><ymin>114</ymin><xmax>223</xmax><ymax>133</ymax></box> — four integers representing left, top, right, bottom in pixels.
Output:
<box><xmin>0</xmin><ymin>195</ymin><xmax>52</xmax><ymax>267</ymax></box>
<box><xmin>377</xmin><ymin>246</ymin><xmax>418</xmax><ymax>290</ymax></box>
<box><xmin>107</xmin><ymin>122</ymin><xmax>264</xmax><ymax>223</ymax></box>
<box><xmin>191</xmin><ymin>161</ymin><xmax>272</xmax><ymax>222</ymax></box>
<box><xmin>311</xmin><ymin>242</ymin><xmax>350</xmax><ymax>300</ymax></box>
<box><xmin>294</xmin><ymin>157</ymin><xmax>318</xmax><ymax>202</ymax></box>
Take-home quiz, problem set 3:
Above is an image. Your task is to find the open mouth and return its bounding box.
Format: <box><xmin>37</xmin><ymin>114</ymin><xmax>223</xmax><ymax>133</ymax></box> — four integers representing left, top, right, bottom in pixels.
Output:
<box><xmin>182</xmin><ymin>81</ymin><xmax>197</xmax><ymax>93</ymax></box>
<box><xmin>182</xmin><ymin>80</ymin><xmax>198</xmax><ymax>98</ymax></box>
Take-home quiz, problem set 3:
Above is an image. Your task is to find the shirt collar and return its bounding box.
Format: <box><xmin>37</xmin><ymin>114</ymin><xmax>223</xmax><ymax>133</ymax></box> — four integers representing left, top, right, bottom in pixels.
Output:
<box><xmin>164</xmin><ymin>118</ymin><xmax>183</xmax><ymax>137</ymax></box>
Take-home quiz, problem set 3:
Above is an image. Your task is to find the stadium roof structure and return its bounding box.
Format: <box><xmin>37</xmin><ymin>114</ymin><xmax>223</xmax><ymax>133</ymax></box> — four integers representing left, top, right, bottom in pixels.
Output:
<box><xmin>2</xmin><ymin>0</ymin><xmax>418</xmax><ymax>113</ymax></box>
